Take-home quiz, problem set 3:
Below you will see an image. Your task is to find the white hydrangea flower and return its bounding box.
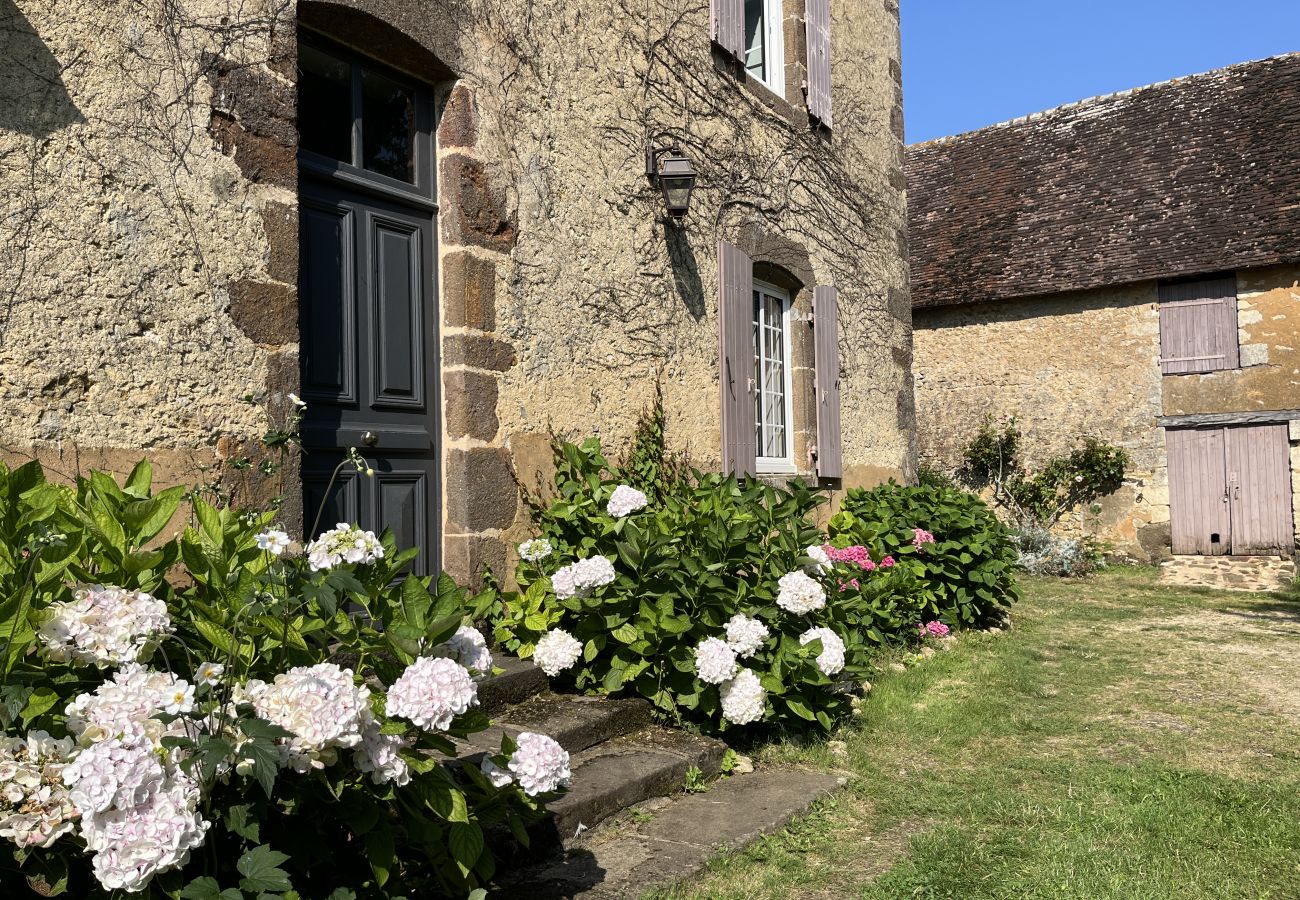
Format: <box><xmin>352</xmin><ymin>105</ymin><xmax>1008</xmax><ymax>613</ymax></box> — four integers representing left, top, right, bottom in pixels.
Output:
<box><xmin>799</xmin><ymin>626</ymin><xmax>847</xmax><ymax>676</ymax></box>
<box><xmin>719</xmin><ymin>669</ymin><xmax>766</xmax><ymax>725</ymax></box>
<box><xmin>693</xmin><ymin>637</ymin><xmax>738</xmax><ymax>685</ymax></box>
<box><xmin>436</xmin><ymin>625</ymin><xmax>493</xmax><ymax>677</ymax></box>
<box><xmin>65</xmin><ymin>665</ymin><xmax>194</xmax><ymax>749</ymax></box>
<box><xmin>38</xmin><ymin>585</ymin><xmax>172</xmax><ymax>668</ymax></box>
<box><xmin>776</xmin><ymin>571</ymin><xmax>826</xmax><ymax>615</ymax></box>
<box><xmin>244</xmin><ymin>663</ymin><xmax>372</xmax><ymax>772</ymax></box>
<box><xmin>724</xmin><ymin>614</ymin><xmax>769</xmax><ymax>659</ymax></box>
<box><xmin>480</xmin><ymin>757</ymin><xmax>513</xmax><ymax>788</ymax></box>
<box><xmin>352</xmin><ymin>720</ymin><xmax>410</xmax><ymax>787</ymax></box>
<box><xmin>305</xmin><ymin>523</ymin><xmax>385</xmax><ymax>571</ymax></box>
<box><xmin>532</xmin><ymin>629</ymin><xmax>583</xmax><ymax>677</ymax></box>
<box><xmin>255</xmin><ymin>529</ymin><xmax>291</xmax><ymax>556</ymax></box>
<box><xmin>804</xmin><ymin>544</ymin><xmax>832</xmax><ymax>575</ymax></box>
<box><xmin>386</xmin><ymin>657</ymin><xmax>479</xmax><ymax>732</ymax></box>
<box><xmin>550</xmin><ymin>555</ymin><xmax>616</xmax><ymax>600</ymax></box>
<box><xmin>0</xmin><ymin>731</ymin><xmax>77</xmax><ymax>850</ymax></box>
<box><xmin>518</xmin><ymin>538</ymin><xmax>553</xmax><ymax>563</ymax></box>
<box><xmin>606</xmin><ymin>484</ymin><xmax>648</xmax><ymax>518</ymax></box>
<box><xmin>507</xmin><ymin>732</ymin><xmax>571</xmax><ymax>796</ymax></box>
<box><xmin>64</xmin><ymin>733</ymin><xmax>209</xmax><ymax>893</ymax></box>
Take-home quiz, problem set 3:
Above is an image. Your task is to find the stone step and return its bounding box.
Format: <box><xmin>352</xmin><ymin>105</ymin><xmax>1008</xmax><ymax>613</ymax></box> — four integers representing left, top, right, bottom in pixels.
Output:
<box><xmin>493</xmin><ymin>768</ymin><xmax>846</xmax><ymax>898</ymax></box>
<box><xmin>1159</xmin><ymin>554</ymin><xmax>1296</xmax><ymax>592</ymax></box>
<box><xmin>461</xmin><ymin>694</ymin><xmax>654</xmax><ymax>759</ymax></box>
<box><xmin>479</xmin><ymin>654</ymin><xmax>549</xmax><ymax>714</ymax></box>
<box><xmin>536</xmin><ymin>726</ymin><xmax>729</xmax><ymax>848</ymax></box>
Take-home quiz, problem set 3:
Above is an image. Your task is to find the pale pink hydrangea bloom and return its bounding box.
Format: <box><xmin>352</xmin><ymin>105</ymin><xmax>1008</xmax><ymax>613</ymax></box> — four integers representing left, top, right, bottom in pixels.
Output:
<box><xmin>386</xmin><ymin>657</ymin><xmax>479</xmax><ymax>733</ymax></box>
<box><xmin>606</xmin><ymin>484</ymin><xmax>648</xmax><ymax>518</ymax></box>
<box><xmin>550</xmin><ymin>555</ymin><xmax>616</xmax><ymax>600</ymax></box>
<box><xmin>912</xmin><ymin>528</ymin><xmax>936</xmax><ymax>551</ymax></box>
<box><xmin>507</xmin><ymin>732</ymin><xmax>571</xmax><ymax>796</ymax></box>
<box><xmin>0</xmin><ymin>731</ymin><xmax>77</xmax><ymax>850</ymax></box>
<box><xmin>243</xmin><ymin>663</ymin><xmax>373</xmax><ymax>771</ymax></box>
<box><xmin>724</xmin><ymin>614</ymin><xmax>769</xmax><ymax>659</ymax></box>
<box><xmin>438</xmin><ymin>625</ymin><xmax>493</xmax><ymax>676</ymax></box>
<box><xmin>533</xmin><ymin>629</ymin><xmax>583</xmax><ymax>676</ymax></box>
<box><xmin>919</xmin><ymin>620</ymin><xmax>951</xmax><ymax>638</ymax></box>
<box><xmin>776</xmin><ymin>571</ymin><xmax>826</xmax><ymax>614</ymax></box>
<box><xmin>38</xmin><ymin>585</ymin><xmax>172</xmax><ymax>668</ymax></box>
<box><xmin>719</xmin><ymin>669</ymin><xmax>766</xmax><ymax>725</ymax></box>
<box><xmin>799</xmin><ymin>627</ymin><xmax>846</xmax><ymax>676</ymax></box>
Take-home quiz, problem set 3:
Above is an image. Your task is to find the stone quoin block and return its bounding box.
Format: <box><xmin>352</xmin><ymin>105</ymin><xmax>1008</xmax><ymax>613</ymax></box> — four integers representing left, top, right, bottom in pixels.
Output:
<box><xmin>228</xmin><ymin>278</ymin><xmax>298</xmax><ymax>345</ymax></box>
<box><xmin>445</xmin><ymin>448</ymin><xmax>518</xmax><ymax>533</ymax></box>
<box><xmin>444</xmin><ymin>334</ymin><xmax>516</xmax><ymax>372</ymax></box>
<box><xmin>438</xmin><ymin>83</ymin><xmax>478</xmax><ymax>149</ymax></box>
<box><xmin>261</xmin><ymin>201</ymin><xmax>299</xmax><ymax>284</ymax></box>
<box><xmin>444</xmin><ymin>369</ymin><xmax>500</xmax><ymax>441</ymax></box>
<box><xmin>442</xmin><ymin>533</ymin><xmax>508</xmax><ymax>590</ymax></box>
<box><xmin>442</xmin><ymin>251</ymin><xmax>497</xmax><ymax>331</ymax></box>
<box><xmin>440</xmin><ymin>153</ymin><xmax>517</xmax><ymax>253</ymax></box>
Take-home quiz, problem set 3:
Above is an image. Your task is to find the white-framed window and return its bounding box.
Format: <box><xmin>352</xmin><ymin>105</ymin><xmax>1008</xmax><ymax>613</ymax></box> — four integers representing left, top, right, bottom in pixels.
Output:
<box><xmin>753</xmin><ymin>280</ymin><xmax>795</xmax><ymax>473</ymax></box>
<box><xmin>743</xmin><ymin>0</ymin><xmax>785</xmax><ymax>97</ymax></box>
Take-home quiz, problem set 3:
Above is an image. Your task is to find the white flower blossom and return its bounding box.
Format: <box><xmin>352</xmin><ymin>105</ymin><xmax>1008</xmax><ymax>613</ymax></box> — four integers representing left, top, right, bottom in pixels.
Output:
<box><xmin>352</xmin><ymin>720</ymin><xmax>410</xmax><ymax>787</ymax></box>
<box><xmin>724</xmin><ymin>614</ymin><xmax>769</xmax><ymax>659</ymax></box>
<box><xmin>65</xmin><ymin>665</ymin><xmax>194</xmax><ymax>749</ymax></box>
<box><xmin>305</xmin><ymin>523</ymin><xmax>385</xmax><ymax>571</ymax></box>
<box><xmin>0</xmin><ymin>731</ymin><xmax>77</xmax><ymax>850</ymax></box>
<box><xmin>243</xmin><ymin>663</ymin><xmax>372</xmax><ymax>773</ymax></box>
<box><xmin>193</xmin><ymin>661</ymin><xmax>224</xmax><ymax>687</ymax></box>
<box><xmin>386</xmin><ymin>657</ymin><xmax>479</xmax><ymax>732</ymax></box>
<box><xmin>719</xmin><ymin>669</ymin><xmax>766</xmax><ymax>725</ymax></box>
<box><xmin>38</xmin><ymin>585</ymin><xmax>172</xmax><ymax>668</ymax></box>
<box><xmin>605</xmin><ymin>484</ymin><xmax>648</xmax><ymax>518</ymax></box>
<box><xmin>804</xmin><ymin>544</ymin><xmax>832</xmax><ymax>575</ymax></box>
<box><xmin>776</xmin><ymin>571</ymin><xmax>826</xmax><ymax>615</ymax></box>
<box><xmin>532</xmin><ymin>629</ymin><xmax>583</xmax><ymax>677</ymax></box>
<box><xmin>799</xmin><ymin>626</ymin><xmax>846</xmax><ymax>676</ymax></box>
<box><xmin>518</xmin><ymin>538</ymin><xmax>553</xmax><ymax>563</ymax></box>
<box><xmin>436</xmin><ymin>625</ymin><xmax>493</xmax><ymax>677</ymax></box>
<box><xmin>693</xmin><ymin>637</ymin><xmax>738</xmax><ymax>685</ymax></box>
<box><xmin>288</xmin><ymin>392</ymin><xmax>306</xmax><ymax>409</ymax></box>
<box><xmin>255</xmin><ymin>529</ymin><xmax>291</xmax><ymax>556</ymax></box>
<box><xmin>550</xmin><ymin>555</ymin><xmax>616</xmax><ymax>600</ymax></box>
<box><xmin>480</xmin><ymin>757</ymin><xmax>513</xmax><ymax>788</ymax></box>
<box><xmin>507</xmin><ymin>732</ymin><xmax>570</xmax><ymax>796</ymax></box>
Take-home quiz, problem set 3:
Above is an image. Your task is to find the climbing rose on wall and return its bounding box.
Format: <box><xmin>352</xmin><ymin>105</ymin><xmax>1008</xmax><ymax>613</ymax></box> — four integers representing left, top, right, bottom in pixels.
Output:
<box><xmin>605</xmin><ymin>484</ymin><xmax>648</xmax><ymax>518</ymax></box>
<box><xmin>532</xmin><ymin>629</ymin><xmax>583</xmax><ymax>676</ymax></box>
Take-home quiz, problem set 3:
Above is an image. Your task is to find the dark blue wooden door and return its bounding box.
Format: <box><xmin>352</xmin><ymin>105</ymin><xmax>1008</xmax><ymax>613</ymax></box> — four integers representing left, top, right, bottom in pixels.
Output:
<box><xmin>297</xmin><ymin>35</ymin><xmax>439</xmax><ymax>574</ymax></box>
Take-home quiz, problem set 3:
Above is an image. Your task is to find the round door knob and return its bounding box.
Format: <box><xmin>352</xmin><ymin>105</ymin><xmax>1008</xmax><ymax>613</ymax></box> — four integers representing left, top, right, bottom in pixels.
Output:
<box><xmin>362</xmin><ymin>431</ymin><xmax>378</xmax><ymax>447</ymax></box>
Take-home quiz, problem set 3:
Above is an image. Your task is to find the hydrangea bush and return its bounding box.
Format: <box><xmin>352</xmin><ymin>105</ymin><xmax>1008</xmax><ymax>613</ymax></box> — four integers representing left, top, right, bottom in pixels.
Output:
<box><xmin>0</xmin><ymin>460</ymin><xmax>566</xmax><ymax>898</ymax></box>
<box><xmin>493</xmin><ymin>439</ymin><xmax>918</xmax><ymax>733</ymax></box>
<box><xmin>829</xmin><ymin>481</ymin><xmax>1020</xmax><ymax>627</ymax></box>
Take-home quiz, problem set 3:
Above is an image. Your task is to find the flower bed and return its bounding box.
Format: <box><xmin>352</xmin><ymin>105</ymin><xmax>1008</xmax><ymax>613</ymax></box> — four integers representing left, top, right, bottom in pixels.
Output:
<box><xmin>0</xmin><ymin>460</ymin><xmax>564</xmax><ymax>897</ymax></box>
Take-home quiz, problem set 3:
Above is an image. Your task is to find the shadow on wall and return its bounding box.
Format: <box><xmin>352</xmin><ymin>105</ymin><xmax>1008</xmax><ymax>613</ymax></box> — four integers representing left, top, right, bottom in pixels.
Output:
<box><xmin>666</xmin><ymin>226</ymin><xmax>706</xmax><ymax>321</ymax></box>
<box><xmin>0</xmin><ymin>0</ymin><xmax>83</xmax><ymax>137</ymax></box>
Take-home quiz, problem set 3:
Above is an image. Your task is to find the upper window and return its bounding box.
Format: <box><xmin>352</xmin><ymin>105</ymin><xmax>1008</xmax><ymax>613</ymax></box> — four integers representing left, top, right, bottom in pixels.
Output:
<box><xmin>743</xmin><ymin>0</ymin><xmax>785</xmax><ymax>97</ymax></box>
<box><xmin>753</xmin><ymin>280</ymin><xmax>794</xmax><ymax>473</ymax></box>
<box><xmin>1158</xmin><ymin>275</ymin><xmax>1240</xmax><ymax>375</ymax></box>
<box><xmin>298</xmin><ymin>37</ymin><xmax>428</xmax><ymax>193</ymax></box>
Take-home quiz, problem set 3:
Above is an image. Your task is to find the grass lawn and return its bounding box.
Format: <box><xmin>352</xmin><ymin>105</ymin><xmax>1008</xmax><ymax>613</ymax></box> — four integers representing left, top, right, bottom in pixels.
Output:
<box><xmin>652</xmin><ymin>568</ymin><xmax>1300</xmax><ymax>900</ymax></box>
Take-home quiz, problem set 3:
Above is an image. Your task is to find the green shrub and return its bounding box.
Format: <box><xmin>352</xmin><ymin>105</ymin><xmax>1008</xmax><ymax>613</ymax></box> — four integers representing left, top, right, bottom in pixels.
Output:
<box><xmin>493</xmin><ymin>439</ymin><xmax>917</xmax><ymax>734</ymax></box>
<box><xmin>1013</xmin><ymin>526</ymin><xmax>1105</xmax><ymax>577</ymax></box>
<box><xmin>0</xmin><ymin>459</ymin><xmax>562</xmax><ymax>898</ymax></box>
<box><xmin>830</xmin><ymin>481</ymin><xmax>1019</xmax><ymax>627</ymax></box>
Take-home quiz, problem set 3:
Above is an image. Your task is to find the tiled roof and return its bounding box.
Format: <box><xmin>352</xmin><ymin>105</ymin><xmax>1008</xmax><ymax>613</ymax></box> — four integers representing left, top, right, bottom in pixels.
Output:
<box><xmin>907</xmin><ymin>54</ymin><xmax>1300</xmax><ymax>309</ymax></box>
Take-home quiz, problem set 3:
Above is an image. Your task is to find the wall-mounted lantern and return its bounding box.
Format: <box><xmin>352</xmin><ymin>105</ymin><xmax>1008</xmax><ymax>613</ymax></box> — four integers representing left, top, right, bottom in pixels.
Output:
<box><xmin>645</xmin><ymin>144</ymin><xmax>698</xmax><ymax>220</ymax></box>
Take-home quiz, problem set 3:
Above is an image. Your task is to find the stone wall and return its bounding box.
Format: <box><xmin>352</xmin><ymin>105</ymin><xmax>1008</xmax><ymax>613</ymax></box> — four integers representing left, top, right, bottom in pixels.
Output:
<box><xmin>0</xmin><ymin>0</ymin><xmax>912</xmax><ymax>580</ymax></box>
<box><xmin>914</xmin><ymin>265</ymin><xmax>1300</xmax><ymax>559</ymax></box>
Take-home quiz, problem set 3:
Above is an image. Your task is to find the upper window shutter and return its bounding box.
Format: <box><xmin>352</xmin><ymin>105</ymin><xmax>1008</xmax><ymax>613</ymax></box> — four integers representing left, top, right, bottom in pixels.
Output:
<box><xmin>814</xmin><ymin>285</ymin><xmax>843</xmax><ymax>479</ymax></box>
<box><xmin>711</xmin><ymin>0</ymin><xmax>745</xmax><ymax>60</ymax></box>
<box><xmin>719</xmin><ymin>241</ymin><xmax>756</xmax><ymax>478</ymax></box>
<box><xmin>804</xmin><ymin>0</ymin><xmax>833</xmax><ymax>127</ymax></box>
<box><xmin>1158</xmin><ymin>276</ymin><xmax>1239</xmax><ymax>375</ymax></box>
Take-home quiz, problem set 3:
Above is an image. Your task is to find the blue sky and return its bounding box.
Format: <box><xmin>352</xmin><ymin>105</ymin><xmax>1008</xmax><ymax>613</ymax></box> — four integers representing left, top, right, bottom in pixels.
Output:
<box><xmin>901</xmin><ymin>1</ymin><xmax>1300</xmax><ymax>143</ymax></box>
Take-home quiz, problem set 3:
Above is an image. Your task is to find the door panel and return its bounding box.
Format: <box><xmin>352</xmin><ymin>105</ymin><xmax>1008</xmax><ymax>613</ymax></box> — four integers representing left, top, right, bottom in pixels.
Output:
<box><xmin>300</xmin><ymin>201</ymin><xmax>355</xmax><ymax>402</ymax></box>
<box><xmin>372</xmin><ymin>217</ymin><xmax>423</xmax><ymax>406</ymax></box>
<box><xmin>1167</xmin><ymin>427</ymin><xmax>1231</xmax><ymax>555</ymax></box>
<box><xmin>1225</xmin><ymin>424</ymin><xmax>1294</xmax><ymax>555</ymax></box>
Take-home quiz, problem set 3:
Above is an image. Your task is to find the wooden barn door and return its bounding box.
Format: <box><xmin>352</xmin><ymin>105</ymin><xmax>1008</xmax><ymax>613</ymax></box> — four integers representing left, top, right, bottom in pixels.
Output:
<box><xmin>1167</xmin><ymin>425</ymin><xmax>1294</xmax><ymax>556</ymax></box>
<box><xmin>1224</xmin><ymin>424</ymin><xmax>1294</xmax><ymax>555</ymax></box>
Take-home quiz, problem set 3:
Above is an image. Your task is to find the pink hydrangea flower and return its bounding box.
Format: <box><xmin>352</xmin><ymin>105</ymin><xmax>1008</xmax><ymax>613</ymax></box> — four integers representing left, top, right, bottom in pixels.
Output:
<box><xmin>919</xmin><ymin>620</ymin><xmax>950</xmax><ymax>638</ymax></box>
<box><xmin>912</xmin><ymin>528</ymin><xmax>936</xmax><ymax>551</ymax></box>
<box><xmin>880</xmin><ymin>556</ymin><xmax>895</xmax><ymax>568</ymax></box>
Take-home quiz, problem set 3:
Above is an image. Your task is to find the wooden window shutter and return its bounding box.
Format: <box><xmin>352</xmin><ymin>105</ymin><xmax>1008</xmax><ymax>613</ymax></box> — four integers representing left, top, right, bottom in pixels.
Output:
<box><xmin>1158</xmin><ymin>276</ymin><xmax>1239</xmax><ymax>375</ymax></box>
<box><xmin>719</xmin><ymin>241</ymin><xmax>756</xmax><ymax>478</ymax></box>
<box><xmin>804</xmin><ymin>0</ymin><xmax>833</xmax><ymax>127</ymax></box>
<box><xmin>711</xmin><ymin>0</ymin><xmax>745</xmax><ymax>60</ymax></box>
<box><xmin>814</xmin><ymin>285</ymin><xmax>843</xmax><ymax>479</ymax></box>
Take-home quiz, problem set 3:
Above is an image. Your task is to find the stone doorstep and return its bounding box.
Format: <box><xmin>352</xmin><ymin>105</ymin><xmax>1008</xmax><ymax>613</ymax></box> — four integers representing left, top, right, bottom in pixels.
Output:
<box><xmin>493</xmin><ymin>769</ymin><xmax>846</xmax><ymax>899</ymax></box>
<box><xmin>459</xmin><ymin>695</ymin><xmax>654</xmax><ymax>759</ymax></box>
<box><xmin>1158</xmin><ymin>555</ymin><xmax>1297</xmax><ymax>592</ymax></box>
<box><xmin>479</xmin><ymin>655</ymin><xmax>549</xmax><ymax>715</ymax></box>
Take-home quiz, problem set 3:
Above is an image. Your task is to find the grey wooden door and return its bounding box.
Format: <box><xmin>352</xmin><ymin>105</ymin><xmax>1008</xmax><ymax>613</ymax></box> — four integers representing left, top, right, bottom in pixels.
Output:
<box><xmin>1224</xmin><ymin>424</ymin><xmax>1294</xmax><ymax>555</ymax></box>
<box><xmin>1167</xmin><ymin>425</ymin><xmax>1294</xmax><ymax>556</ymax></box>
<box><xmin>297</xmin><ymin>35</ymin><xmax>439</xmax><ymax>574</ymax></box>
<box><xmin>1167</xmin><ymin>427</ymin><xmax>1232</xmax><ymax>555</ymax></box>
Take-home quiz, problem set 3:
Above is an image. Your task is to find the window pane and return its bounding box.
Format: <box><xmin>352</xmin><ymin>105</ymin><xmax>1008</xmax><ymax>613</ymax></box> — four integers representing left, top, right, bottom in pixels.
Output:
<box><xmin>752</xmin><ymin>289</ymin><xmax>788</xmax><ymax>461</ymax></box>
<box><xmin>299</xmin><ymin>45</ymin><xmax>352</xmax><ymax>163</ymax></box>
<box><xmin>744</xmin><ymin>0</ymin><xmax>765</xmax><ymax>80</ymax></box>
<box><xmin>362</xmin><ymin>68</ymin><xmax>416</xmax><ymax>183</ymax></box>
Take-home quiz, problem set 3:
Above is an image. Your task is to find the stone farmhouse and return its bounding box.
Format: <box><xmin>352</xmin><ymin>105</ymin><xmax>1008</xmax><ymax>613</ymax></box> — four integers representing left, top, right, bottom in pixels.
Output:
<box><xmin>0</xmin><ymin>0</ymin><xmax>913</xmax><ymax>583</ymax></box>
<box><xmin>909</xmin><ymin>54</ymin><xmax>1300</xmax><ymax>564</ymax></box>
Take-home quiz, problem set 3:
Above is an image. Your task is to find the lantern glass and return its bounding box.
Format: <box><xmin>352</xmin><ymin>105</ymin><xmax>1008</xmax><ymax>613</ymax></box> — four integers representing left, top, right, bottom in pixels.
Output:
<box><xmin>655</xmin><ymin>151</ymin><xmax>697</xmax><ymax>218</ymax></box>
